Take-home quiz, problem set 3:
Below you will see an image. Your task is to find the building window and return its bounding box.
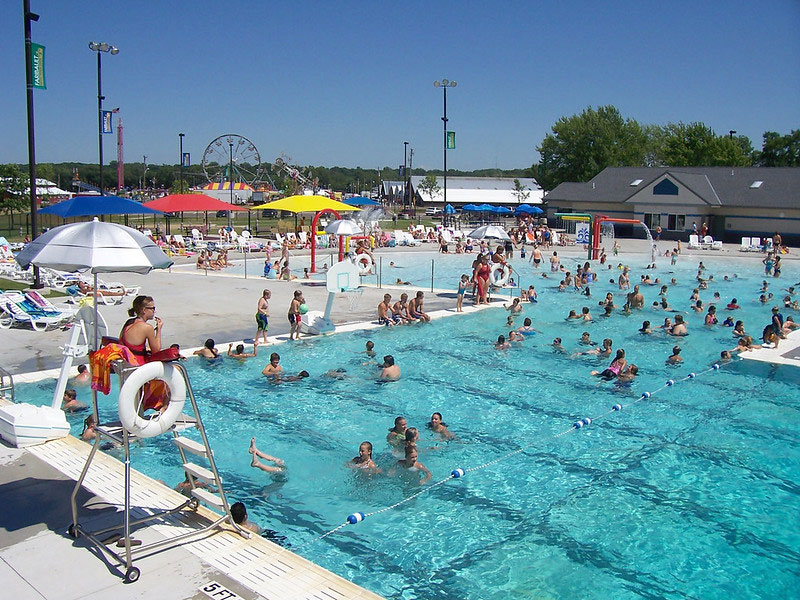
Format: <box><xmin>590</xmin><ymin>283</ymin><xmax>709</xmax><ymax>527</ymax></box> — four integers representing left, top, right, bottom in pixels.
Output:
<box><xmin>643</xmin><ymin>213</ymin><xmax>660</xmax><ymax>229</ymax></box>
<box><xmin>653</xmin><ymin>179</ymin><xmax>679</xmax><ymax>195</ymax></box>
<box><xmin>667</xmin><ymin>214</ymin><xmax>685</xmax><ymax>231</ymax></box>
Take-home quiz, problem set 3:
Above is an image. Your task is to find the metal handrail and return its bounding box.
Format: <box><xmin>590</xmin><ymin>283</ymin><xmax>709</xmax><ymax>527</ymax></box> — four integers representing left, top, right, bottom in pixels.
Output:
<box><xmin>0</xmin><ymin>365</ymin><xmax>15</xmax><ymax>402</ymax></box>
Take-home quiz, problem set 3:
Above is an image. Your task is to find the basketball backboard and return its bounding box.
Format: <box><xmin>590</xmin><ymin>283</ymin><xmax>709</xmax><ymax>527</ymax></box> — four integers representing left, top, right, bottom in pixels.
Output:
<box><xmin>325</xmin><ymin>259</ymin><xmax>361</xmax><ymax>293</ymax></box>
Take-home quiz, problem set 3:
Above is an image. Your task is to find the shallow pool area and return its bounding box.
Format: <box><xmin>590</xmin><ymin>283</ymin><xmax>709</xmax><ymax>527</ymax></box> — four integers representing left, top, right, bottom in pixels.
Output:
<box><xmin>15</xmin><ymin>254</ymin><xmax>800</xmax><ymax>599</ymax></box>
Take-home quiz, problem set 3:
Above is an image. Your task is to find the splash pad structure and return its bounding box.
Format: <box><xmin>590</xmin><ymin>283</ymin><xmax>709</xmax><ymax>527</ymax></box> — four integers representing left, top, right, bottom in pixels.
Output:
<box><xmin>300</xmin><ymin>259</ymin><xmax>361</xmax><ymax>335</ymax></box>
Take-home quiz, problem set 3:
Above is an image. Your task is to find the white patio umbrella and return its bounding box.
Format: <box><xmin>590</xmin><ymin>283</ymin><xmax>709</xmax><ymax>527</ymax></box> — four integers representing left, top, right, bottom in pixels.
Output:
<box><xmin>467</xmin><ymin>225</ymin><xmax>510</xmax><ymax>241</ymax></box>
<box><xmin>324</xmin><ymin>219</ymin><xmax>363</xmax><ymax>236</ymax></box>
<box><xmin>15</xmin><ymin>218</ymin><xmax>173</xmax><ymax>350</ymax></box>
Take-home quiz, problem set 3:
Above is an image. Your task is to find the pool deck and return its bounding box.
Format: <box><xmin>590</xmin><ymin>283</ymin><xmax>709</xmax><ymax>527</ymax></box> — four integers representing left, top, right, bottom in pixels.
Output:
<box><xmin>0</xmin><ymin>236</ymin><xmax>797</xmax><ymax>599</ymax></box>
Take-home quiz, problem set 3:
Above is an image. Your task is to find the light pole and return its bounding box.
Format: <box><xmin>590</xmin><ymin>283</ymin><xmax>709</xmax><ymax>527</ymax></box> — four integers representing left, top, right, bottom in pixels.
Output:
<box><xmin>23</xmin><ymin>0</ymin><xmax>41</xmax><ymax>287</ymax></box>
<box><xmin>88</xmin><ymin>41</ymin><xmax>118</xmax><ymax>200</ymax></box>
<box><xmin>179</xmin><ymin>133</ymin><xmax>185</xmax><ymax>193</ymax></box>
<box><xmin>228</xmin><ymin>140</ymin><xmax>233</xmax><ymax>229</ymax></box>
<box><xmin>403</xmin><ymin>141</ymin><xmax>409</xmax><ymax>210</ymax></box>
<box><xmin>434</xmin><ymin>79</ymin><xmax>456</xmax><ymax>212</ymax></box>
<box><xmin>729</xmin><ymin>130</ymin><xmax>737</xmax><ymax>139</ymax></box>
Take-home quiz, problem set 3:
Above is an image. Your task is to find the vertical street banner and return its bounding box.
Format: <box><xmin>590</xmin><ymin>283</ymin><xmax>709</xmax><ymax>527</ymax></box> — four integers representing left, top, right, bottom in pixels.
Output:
<box><xmin>446</xmin><ymin>131</ymin><xmax>456</xmax><ymax>149</ymax></box>
<box><xmin>182</xmin><ymin>153</ymin><xmax>191</xmax><ymax>167</ymax></box>
<box><xmin>102</xmin><ymin>111</ymin><xmax>113</xmax><ymax>133</ymax></box>
<box><xmin>31</xmin><ymin>43</ymin><xmax>46</xmax><ymax>89</ymax></box>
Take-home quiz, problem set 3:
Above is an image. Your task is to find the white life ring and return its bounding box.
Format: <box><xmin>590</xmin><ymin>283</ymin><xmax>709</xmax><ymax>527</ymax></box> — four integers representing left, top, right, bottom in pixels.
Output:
<box><xmin>118</xmin><ymin>362</ymin><xmax>186</xmax><ymax>438</ymax></box>
<box><xmin>489</xmin><ymin>262</ymin><xmax>510</xmax><ymax>287</ymax></box>
<box><xmin>352</xmin><ymin>253</ymin><xmax>374</xmax><ymax>275</ymax></box>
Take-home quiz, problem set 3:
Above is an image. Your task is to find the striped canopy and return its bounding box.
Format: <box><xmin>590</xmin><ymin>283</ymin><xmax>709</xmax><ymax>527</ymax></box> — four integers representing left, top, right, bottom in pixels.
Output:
<box><xmin>202</xmin><ymin>182</ymin><xmax>253</xmax><ymax>191</ymax></box>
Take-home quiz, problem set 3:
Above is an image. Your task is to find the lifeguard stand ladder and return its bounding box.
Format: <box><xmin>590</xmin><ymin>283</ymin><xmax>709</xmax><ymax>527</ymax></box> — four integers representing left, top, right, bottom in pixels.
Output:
<box><xmin>67</xmin><ymin>360</ymin><xmax>249</xmax><ymax>584</ymax></box>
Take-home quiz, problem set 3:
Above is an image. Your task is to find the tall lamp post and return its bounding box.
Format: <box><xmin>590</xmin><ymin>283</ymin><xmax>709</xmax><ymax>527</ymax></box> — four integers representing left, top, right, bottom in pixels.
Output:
<box><xmin>403</xmin><ymin>141</ymin><xmax>409</xmax><ymax>211</ymax></box>
<box><xmin>179</xmin><ymin>133</ymin><xmax>185</xmax><ymax>193</ymax></box>
<box><xmin>23</xmin><ymin>0</ymin><xmax>41</xmax><ymax>287</ymax></box>
<box><xmin>88</xmin><ymin>41</ymin><xmax>118</xmax><ymax>201</ymax></box>
<box><xmin>433</xmin><ymin>79</ymin><xmax>456</xmax><ymax>210</ymax></box>
<box><xmin>228</xmin><ymin>140</ymin><xmax>234</xmax><ymax>229</ymax></box>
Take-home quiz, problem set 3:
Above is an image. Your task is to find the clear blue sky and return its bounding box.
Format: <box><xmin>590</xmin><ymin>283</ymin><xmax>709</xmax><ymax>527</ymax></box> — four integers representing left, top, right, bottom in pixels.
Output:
<box><xmin>2</xmin><ymin>0</ymin><xmax>798</xmax><ymax>172</ymax></box>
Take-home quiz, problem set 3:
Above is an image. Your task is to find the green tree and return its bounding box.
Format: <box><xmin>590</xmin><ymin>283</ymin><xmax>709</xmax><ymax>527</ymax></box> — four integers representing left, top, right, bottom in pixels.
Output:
<box><xmin>417</xmin><ymin>173</ymin><xmax>441</xmax><ymax>201</ymax></box>
<box><xmin>656</xmin><ymin>122</ymin><xmax>753</xmax><ymax>166</ymax></box>
<box><xmin>512</xmin><ymin>178</ymin><xmax>530</xmax><ymax>204</ymax></box>
<box><xmin>757</xmin><ymin>130</ymin><xmax>800</xmax><ymax>166</ymax></box>
<box><xmin>0</xmin><ymin>164</ymin><xmax>30</xmax><ymax>214</ymax></box>
<box><xmin>534</xmin><ymin>105</ymin><xmax>649</xmax><ymax>190</ymax></box>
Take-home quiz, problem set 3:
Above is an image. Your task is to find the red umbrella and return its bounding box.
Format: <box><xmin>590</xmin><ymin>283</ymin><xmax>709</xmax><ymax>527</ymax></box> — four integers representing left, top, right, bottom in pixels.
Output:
<box><xmin>142</xmin><ymin>194</ymin><xmax>249</xmax><ymax>212</ymax></box>
<box><xmin>143</xmin><ymin>194</ymin><xmax>250</xmax><ymax>235</ymax></box>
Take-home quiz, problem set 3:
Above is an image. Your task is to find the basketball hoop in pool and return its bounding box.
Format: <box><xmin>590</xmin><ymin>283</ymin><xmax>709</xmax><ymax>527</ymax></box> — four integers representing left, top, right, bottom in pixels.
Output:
<box><xmin>300</xmin><ymin>260</ymin><xmax>362</xmax><ymax>335</ymax></box>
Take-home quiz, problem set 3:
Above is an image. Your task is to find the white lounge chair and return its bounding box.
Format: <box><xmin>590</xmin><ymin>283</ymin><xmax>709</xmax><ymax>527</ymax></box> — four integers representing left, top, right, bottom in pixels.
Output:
<box><xmin>0</xmin><ymin>292</ymin><xmax>65</xmax><ymax>331</ymax></box>
<box><xmin>750</xmin><ymin>237</ymin><xmax>761</xmax><ymax>252</ymax></box>
<box><xmin>688</xmin><ymin>234</ymin><xmax>702</xmax><ymax>249</ymax></box>
<box><xmin>25</xmin><ymin>291</ymin><xmax>77</xmax><ymax>321</ymax></box>
<box><xmin>740</xmin><ymin>237</ymin><xmax>751</xmax><ymax>251</ymax></box>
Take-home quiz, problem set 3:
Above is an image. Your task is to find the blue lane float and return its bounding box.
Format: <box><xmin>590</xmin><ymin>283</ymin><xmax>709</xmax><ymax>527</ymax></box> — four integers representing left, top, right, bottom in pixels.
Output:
<box><xmin>451</xmin><ymin>468</ymin><xmax>466</xmax><ymax>478</ymax></box>
<box><xmin>347</xmin><ymin>512</ymin><xmax>366</xmax><ymax>524</ymax></box>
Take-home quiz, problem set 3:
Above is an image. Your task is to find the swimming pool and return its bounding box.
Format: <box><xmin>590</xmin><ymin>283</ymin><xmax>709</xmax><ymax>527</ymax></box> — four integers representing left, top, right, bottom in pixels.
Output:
<box><xmin>16</xmin><ymin>255</ymin><xmax>800</xmax><ymax>599</ymax></box>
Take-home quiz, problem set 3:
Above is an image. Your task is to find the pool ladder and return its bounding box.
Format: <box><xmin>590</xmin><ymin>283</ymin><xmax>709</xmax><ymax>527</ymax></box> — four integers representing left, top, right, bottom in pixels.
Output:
<box><xmin>0</xmin><ymin>364</ymin><xmax>15</xmax><ymax>402</ymax></box>
<box><xmin>68</xmin><ymin>360</ymin><xmax>249</xmax><ymax>584</ymax></box>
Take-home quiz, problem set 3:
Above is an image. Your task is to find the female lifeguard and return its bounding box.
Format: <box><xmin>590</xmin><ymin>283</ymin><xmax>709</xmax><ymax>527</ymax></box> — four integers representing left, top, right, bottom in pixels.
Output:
<box><xmin>119</xmin><ymin>296</ymin><xmax>163</xmax><ymax>362</ymax></box>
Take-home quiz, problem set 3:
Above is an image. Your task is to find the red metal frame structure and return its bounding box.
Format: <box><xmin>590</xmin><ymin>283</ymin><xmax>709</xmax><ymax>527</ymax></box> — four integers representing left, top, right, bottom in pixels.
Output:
<box><xmin>310</xmin><ymin>208</ymin><xmax>341</xmax><ymax>272</ymax></box>
<box><xmin>592</xmin><ymin>216</ymin><xmax>644</xmax><ymax>259</ymax></box>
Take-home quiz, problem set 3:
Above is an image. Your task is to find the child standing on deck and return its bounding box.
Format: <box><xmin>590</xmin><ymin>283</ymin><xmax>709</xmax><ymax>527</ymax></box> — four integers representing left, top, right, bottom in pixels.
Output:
<box><xmin>456</xmin><ymin>274</ymin><xmax>469</xmax><ymax>312</ymax></box>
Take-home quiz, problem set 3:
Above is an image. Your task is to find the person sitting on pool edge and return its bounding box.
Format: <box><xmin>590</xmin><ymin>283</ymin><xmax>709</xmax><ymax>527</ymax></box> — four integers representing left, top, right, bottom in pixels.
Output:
<box><xmin>377</xmin><ymin>293</ymin><xmax>396</xmax><ymax>327</ymax></box>
<box><xmin>408</xmin><ymin>291</ymin><xmax>431</xmax><ymax>323</ymax></box>
<box><xmin>230</xmin><ymin>501</ymin><xmax>261</xmax><ymax>534</ymax></box>
<box><xmin>379</xmin><ymin>355</ymin><xmax>401</xmax><ymax>381</ymax></box>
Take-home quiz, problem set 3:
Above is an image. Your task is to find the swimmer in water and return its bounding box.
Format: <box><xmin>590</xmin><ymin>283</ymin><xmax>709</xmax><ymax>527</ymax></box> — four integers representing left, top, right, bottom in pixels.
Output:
<box><xmin>348</xmin><ymin>441</ymin><xmax>381</xmax><ymax>473</ymax></box>
<box><xmin>591</xmin><ymin>349</ymin><xmax>626</xmax><ymax>380</ymax></box>
<box><xmin>248</xmin><ymin>437</ymin><xmax>285</xmax><ymax>474</ymax></box>
<box><xmin>495</xmin><ymin>335</ymin><xmax>511</xmax><ymax>350</ymax></box>
<box><xmin>387</xmin><ymin>416</ymin><xmax>407</xmax><ymax>447</ymax></box>
<box><xmin>552</xmin><ymin>337</ymin><xmax>566</xmax><ymax>353</ymax></box>
<box><xmin>666</xmin><ymin>345</ymin><xmax>683</xmax><ymax>364</ymax></box>
<box><xmin>427</xmin><ymin>412</ymin><xmax>454</xmax><ymax>440</ymax></box>
<box><xmin>391</xmin><ymin>444</ymin><xmax>431</xmax><ymax>484</ymax></box>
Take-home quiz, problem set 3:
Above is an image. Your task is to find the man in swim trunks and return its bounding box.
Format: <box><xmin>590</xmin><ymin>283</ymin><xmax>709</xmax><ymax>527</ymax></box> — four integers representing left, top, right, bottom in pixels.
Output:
<box><xmin>288</xmin><ymin>290</ymin><xmax>304</xmax><ymax>340</ymax></box>
<box><xmin>392</xmin><ymin>293</ymin><xmax>412</xmax><ymax>323</ymax></box>
<box><xmin>255</xmin><ymin>289</ymin><xmax>271</xmax><ymax>344</ymax></box>
<box><xmin>408</xmin><ymin>291</ymin><xmax>431</xmax><ymax>322</ymax></box>
<box><xmin>377</xmin><ymin>293</ymin><xmax>396</xmax><ymax>326</ymax></box>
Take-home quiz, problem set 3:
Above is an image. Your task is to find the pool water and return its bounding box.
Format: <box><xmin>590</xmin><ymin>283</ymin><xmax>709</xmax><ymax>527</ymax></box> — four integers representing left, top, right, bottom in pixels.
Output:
<box><xmin>16</xmin><ymin>254</ymin><xmax>800</xmax><ymax>599</ymax></box>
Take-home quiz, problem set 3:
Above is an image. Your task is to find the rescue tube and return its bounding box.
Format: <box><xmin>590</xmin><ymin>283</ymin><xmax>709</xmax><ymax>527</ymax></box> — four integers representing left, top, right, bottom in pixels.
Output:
<box><xmin>489</xmin><ymin>262</ymin><xmax>510</xmax><ymax>287</ymax></box>
<box><xmin>352</xmin><ymin>253</ymin><xmax>374</xmax><ymax>275</ymax></box>
<box><xmin>118</xmin><ymin>362</ymin><xmax>186</xmax><ymax>438</ymax></box>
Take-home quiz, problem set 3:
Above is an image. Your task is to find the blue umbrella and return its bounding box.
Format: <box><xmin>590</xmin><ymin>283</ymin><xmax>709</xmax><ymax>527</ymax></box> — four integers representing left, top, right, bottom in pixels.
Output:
<box><xmin>495</xmin><ymin>206</ymin><xmax>512</xmax><ymax>214</ymax></box>
<box><xmin>462</xmin><ymin>204</ymin><xmax>481</xmax><ymax>212</ymax></box>
<box><xmin>515</xmin><ymin>204</ymin><xmax>544</xmax><ymax>215</ymax></box>
<box><xmin>477</xmin><ymin>204</ymin><xmax>496</xmax><ymax>212</ymax></box>
<box><xmin>343</xmin><ymin>196</ymin><xmax>379</xmax><ymax>206</ymax></box>
<box><xmin>39</xmin><ymin>194</ymin><xmax>163</xmax><ymax>217</ymax></box>
<box><xmin>444</xmin><ymin>204</ymin><xmax>456</xmax><ymax>214</ymax></box>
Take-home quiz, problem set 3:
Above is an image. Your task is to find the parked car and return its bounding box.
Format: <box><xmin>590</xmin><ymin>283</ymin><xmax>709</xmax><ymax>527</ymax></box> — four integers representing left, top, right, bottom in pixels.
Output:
<box><xmin>425</xmin><ymin>207</ymin><xmax>443</xmax><ymax>216</ymax></box>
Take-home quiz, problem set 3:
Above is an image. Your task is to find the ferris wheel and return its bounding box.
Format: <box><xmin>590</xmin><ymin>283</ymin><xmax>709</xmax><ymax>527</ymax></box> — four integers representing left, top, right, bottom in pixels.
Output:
<box><xmin>201</xmin><ymin>134</ymin><xmax>264</xmax><ymax>186</ymax></box>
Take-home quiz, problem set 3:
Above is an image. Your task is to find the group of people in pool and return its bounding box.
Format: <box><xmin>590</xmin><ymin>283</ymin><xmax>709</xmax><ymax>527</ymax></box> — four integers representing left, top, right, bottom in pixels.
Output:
<box><xmin>492</xmin><ymin>252</ymin><xmax>800</xmax><ymax>387</ymax></box>
<box><xmin>345</xmin><ymin>413</ymin><xmax>455</xmax><ymax>483</ymax></box>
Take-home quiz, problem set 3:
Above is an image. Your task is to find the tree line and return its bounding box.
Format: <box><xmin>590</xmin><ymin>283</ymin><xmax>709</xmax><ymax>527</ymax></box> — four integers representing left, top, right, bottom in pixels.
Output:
<box><xmin>531</xmin><ymin>105</ymin><xmax>799</xmax><ymax>191</ymax></box>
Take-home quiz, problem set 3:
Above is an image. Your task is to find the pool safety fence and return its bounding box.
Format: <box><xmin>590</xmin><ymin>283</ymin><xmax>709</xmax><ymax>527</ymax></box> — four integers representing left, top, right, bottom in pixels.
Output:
<box><xmin>280</xmin><ymin>359</ymin><xmax>735</xmax><ymax>555</ymax></box>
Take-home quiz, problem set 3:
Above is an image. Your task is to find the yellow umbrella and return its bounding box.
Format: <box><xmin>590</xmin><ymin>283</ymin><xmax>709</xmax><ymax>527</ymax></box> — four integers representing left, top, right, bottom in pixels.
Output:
<box><xmin>251</xmin><ymin>194</ymin><xmax>360</xmax><ymax>213</ymax></box>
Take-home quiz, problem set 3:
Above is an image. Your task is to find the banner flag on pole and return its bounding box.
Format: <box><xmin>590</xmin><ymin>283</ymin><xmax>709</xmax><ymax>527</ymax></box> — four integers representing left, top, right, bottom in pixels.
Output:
<box><xmin>446</xmin><ymin>131</ymin><xmax>456</xmax><ymax>149</ymax></box>
<box><xmin>102</xmin><ymin>111</ymin><xmax>113</xmax><ymax>133</ymax></box>
<box><xmin>182</xmin><ymin>153</ymin><xmax>191</xmax><ymax>167</ymax></box>
<box><xmin>31</xmin><ymin>43</ymin><xmax>46</xmax><ymax>89</ymax></box>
